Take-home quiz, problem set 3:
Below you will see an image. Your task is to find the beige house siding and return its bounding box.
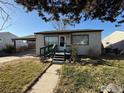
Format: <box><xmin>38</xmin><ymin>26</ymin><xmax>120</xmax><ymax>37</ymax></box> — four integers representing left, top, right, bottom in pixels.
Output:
<box><xmin>72</xmin><ymin>32</ymin><xmax>101</xmax><ymax>55</ymax></box>
<box><xmin>35</xmin><ymin>32</ymin><xmax>101</xmax><ymax>56</ymax></box>
<box><xmin>36</xmin><ymin>34</ymin><xmax>44</xmax><ymax>55</ymax></box>
<box><xmin>65</xmin><ymin>34</ymin><xmax>71</xmax><ymax>45</ymax></box>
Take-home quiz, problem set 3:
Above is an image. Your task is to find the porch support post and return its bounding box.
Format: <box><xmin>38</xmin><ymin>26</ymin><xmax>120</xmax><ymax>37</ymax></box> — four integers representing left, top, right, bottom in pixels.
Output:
<box><xmin>13</xmin><ymin>40</ymin><xmax>16</xmax><ymax>52</ymax></box>
<box><xmin>70</xmin><ymin>33</ymin><xmax>72</xmax><ymax>45</ymax></box>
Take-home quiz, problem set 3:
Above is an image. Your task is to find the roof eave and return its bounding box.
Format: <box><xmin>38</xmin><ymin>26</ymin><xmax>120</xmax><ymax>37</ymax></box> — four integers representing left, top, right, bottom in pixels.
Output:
<box><xmin>34</xmin><ymin>30</ymin><xmax>103</xmax><ymax>34</ymax></box>
<box><xmin>12</xmin><ymin>38</ymin><xmax>35</xmax><ymax>41</ymax></box>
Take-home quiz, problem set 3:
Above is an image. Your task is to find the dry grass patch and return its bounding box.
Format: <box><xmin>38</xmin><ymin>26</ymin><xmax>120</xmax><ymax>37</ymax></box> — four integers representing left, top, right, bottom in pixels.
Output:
<box><xmin>55</xmin><ymin>59</ymin><xmax>124</xmax><ymax>93</ymax></box>
<box><xmin>0</xmin><ymin>58</ymin><xmax>48</xmax><ymax>93</ymax></box>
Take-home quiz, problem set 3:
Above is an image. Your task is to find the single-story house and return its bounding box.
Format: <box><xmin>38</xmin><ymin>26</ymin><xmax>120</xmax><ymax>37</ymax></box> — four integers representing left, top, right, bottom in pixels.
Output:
<box><xmin>12</xmin><ymin>35</ymin><xmax>36</xmax><ymax>51</ymax></box>
<box><xmin>102</xmin><ymin>31</ymin><xmax>124</xmax><ymax>51</ymax></box>
<box><xmin>35</xmin><ymin>29</ymin><xmax>103</xmax><ymax>56</ymax></box>
<box><xmin>0</xmin><ymin>32</ymin><xmax>25</xmax><ymax>50</ymax></box>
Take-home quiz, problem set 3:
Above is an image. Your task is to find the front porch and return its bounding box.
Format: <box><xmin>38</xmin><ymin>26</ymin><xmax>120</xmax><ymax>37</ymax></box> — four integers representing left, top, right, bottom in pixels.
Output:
<box><xmin>40</xmin><ymin>44</ymin><xmax>71</xmax><ymax>64</ymax></box>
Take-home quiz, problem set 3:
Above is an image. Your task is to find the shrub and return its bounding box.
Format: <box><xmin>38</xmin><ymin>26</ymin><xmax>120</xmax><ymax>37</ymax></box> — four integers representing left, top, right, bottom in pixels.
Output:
<box><xmin>2</xmin><ymin>45</ymin><xmax>15</xmax><ymax>53</ymax></box>
<box><xmin>70</xmin><ymin>45</ymin><xmax>78</xmax><ymax>63</ymax></box>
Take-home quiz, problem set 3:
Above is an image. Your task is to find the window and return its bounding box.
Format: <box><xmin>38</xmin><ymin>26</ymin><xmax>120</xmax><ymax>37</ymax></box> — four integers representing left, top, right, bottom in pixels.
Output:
<box><xmin>72</xmin><ymin>35</ymin><xmax>89</xmax><ymax>45</ymax></box>
<box><xmin>23</xmin><ymin>40</ymin><xmax>27</xmax><ymax>43</ymax></box>
<box><xmin>45</xmin><ymin>36</ymin><xmax>58</xmax><ymax>45</ymax></box>
<box><xmin>60</xmin><ymin>36</ymin><xmax>65</xmax><ymax>47</ymax></box>
<box><xmin>106</xmin><ymin>42</ymin><xmax>110</xmax><ymax>44</ymax></box>
<box><xmin>0</xmin><ymin>38</ymin><xmax>3</xmax><ymax>43</ymax></box>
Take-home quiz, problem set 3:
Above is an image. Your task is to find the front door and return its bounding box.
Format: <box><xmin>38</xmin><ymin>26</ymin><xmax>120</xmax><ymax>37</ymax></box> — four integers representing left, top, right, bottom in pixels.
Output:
<box><xmin>59</xmin><ymin>35</ymin><xmax>66</xmax><ymax>51</ymax></box>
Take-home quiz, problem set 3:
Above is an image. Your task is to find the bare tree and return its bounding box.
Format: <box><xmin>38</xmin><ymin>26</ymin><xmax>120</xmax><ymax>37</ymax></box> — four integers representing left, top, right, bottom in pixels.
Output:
<box><xmin>52</xmin><ymin>19</ymin><xmax>72</xmax><ymax>31</ymax></box>
<box><xmin>0</xmin><ymin>0</ymin><xmax>14</xmax><ymax>31</ymax></box>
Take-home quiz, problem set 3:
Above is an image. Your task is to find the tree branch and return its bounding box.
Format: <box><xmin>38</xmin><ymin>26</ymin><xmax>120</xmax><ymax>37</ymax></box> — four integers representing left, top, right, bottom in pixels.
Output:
<box><xmin>0</xmin><ymin>0</ymin><xmax>15</xmax><ymax>7</ymax></box>
<box><xmin>0</xmin><ymin>0</ymin><xmax>14</xmax><ymax>31</ymax></box>
<box><xmin>0</xmin><ymin>14</ymin><xmax>9</xmax><ymax>31</ymax></box>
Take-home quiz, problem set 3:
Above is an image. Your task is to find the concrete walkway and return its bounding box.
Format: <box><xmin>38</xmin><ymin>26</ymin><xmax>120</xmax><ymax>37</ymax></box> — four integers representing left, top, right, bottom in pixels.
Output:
<box><xmin>27</xmin><ymin>64</ymin><xmax>62</xmax><ymax>93</ymax></box>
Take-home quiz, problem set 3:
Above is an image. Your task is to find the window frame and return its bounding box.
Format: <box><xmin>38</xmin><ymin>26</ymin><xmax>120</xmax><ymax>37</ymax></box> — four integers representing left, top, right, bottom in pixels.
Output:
<box><xmin>44</xmin><ymin>35</ymin><xmax>59</xmax><ymax>46</ymax></box>
<box><xmin>72</xmin><ymin>34</ymin><xmax>89</xmax><ymax>45</ymax></box>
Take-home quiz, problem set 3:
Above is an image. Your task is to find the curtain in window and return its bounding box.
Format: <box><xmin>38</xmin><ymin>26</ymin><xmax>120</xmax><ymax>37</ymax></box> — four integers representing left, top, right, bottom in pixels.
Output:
<box><xmin>72</xmin><ymin>35</ymin><xmax>89</xmax><ymax>45</ymax></box>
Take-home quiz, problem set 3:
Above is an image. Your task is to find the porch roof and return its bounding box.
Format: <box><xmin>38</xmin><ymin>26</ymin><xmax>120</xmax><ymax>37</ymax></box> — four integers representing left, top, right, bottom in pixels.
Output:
<box><xmin>12</xmin><ymin>35</ymin><xmax>35</xmax><ymax>41</ymax></box>
<box><xmin>35</xmin><ymin>29</ymin><xmax>103</xmax><ymax>34</ymax></box>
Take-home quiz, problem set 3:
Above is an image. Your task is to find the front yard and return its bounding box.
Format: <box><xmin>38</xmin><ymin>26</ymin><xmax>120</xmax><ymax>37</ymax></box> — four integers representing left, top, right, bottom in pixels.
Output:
<box><xmin>54</xmin><ymin>57</ymin><xmax>124</xmax><ymax>93</ymax></box>
<box><xmin>0</xmin><ymin>58</ymin><xmax>48</xmax><ymax>93</ymax></box>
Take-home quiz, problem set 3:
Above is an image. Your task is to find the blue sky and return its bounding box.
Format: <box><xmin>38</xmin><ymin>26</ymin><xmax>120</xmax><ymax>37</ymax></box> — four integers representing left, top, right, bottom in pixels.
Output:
<box><xmin>1</xmin><ymin>1</ymin><xmax>124</xmax><ymax>39</ymax></box>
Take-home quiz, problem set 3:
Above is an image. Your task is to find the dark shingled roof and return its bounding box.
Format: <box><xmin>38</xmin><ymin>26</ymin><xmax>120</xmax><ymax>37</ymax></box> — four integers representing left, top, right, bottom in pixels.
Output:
<box><xmin>35</xmin><ymin>29</ymin><xmax>103</xmax><ymax>34</ymax></box>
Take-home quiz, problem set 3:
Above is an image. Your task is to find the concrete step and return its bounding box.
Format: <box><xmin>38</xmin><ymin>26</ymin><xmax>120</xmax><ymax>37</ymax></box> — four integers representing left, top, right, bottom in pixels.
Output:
<box><xmin>55</xmin><ymin>52</ymin><xmax>70</xmax><ymax>56</ymax></box>
<box><xmin>54</xmin><ymin>55</ymin><xmax>64</xmax><ymax>58</ymax></box>
<box><xmin>52</xmin><ymin>60</ymin><xmax>64</xmax><ymax>64</ymax></box>
<box><xmin>53</xmin><ymin>58</ymin><xmax>64</xmax><ymax>61</ymax></box>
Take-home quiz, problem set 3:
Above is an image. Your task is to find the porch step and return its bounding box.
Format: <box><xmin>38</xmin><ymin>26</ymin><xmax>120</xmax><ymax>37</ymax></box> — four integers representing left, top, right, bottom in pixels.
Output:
<box><xmin>54</xmin><ymin>55</ymin><xmax>64</xmax><ymax>58</ymax></box>
<box><xmin>52</xmin><ymin>52</ymin><xmax>65</xmax><ymax>64</ymax></box>
<box><xmin>52</xmin><ymin>60</ymin><xmax>64</xmax><ymax>64</ymax></box>
<box><xmin>53</xmin><ymin>58</ymin><xmax>64</xmax><ymax>61</ymax></box>
<box><xmin>55</xmin><ymin>52</ymin><xmax>71</xmax><ymax>56</ymax></box>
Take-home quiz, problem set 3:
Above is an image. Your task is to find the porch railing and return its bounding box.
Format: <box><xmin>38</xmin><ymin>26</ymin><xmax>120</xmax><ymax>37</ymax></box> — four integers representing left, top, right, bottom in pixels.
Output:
<box><xmin>40</xmin><ymin>44</ymin><xmax>57</xmax><ymax>58</ymax></box>
<box><xmin>64</xmin><ymin>49</ymin><xmax>66</xmax><ymax>61</ymax></box>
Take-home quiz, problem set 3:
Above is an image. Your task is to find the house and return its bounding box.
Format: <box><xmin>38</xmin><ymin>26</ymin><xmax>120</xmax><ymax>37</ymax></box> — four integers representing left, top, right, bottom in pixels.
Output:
<box><xmin>12</xmin><ymin>35</ymin><xmax>36</xmax><ymax>51</ymax></box>
<box><xmin>102</xmin><ymin>31</ymin><xmax>124</xmax><ymax>51</ymax></box>
<box><xmin>0</xmin><ymin>32</ymin><xmax>26</xmax><ymax>50</ymax></box>
<box><xmin>35</xmin><ymin>29</ymin><xmax>103</xmax><ymax>56</ymax></box>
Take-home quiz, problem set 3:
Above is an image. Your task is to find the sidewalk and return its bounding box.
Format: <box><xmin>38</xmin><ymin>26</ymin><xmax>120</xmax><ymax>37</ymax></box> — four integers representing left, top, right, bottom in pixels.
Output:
<box><xmin>27</xmin><ymin>64</ymin><xmax>62</xmax><ymax>93</ymax></box>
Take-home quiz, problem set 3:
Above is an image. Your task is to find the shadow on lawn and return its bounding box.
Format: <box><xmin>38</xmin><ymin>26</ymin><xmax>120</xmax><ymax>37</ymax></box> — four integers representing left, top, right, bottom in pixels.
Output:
<box><xmin>0</xmin><ymin>49</ymin><xmax>36</xmax><ymax>57</ymax></box>
<box><xmin>76</xmin><ymin>55</ymin><xmax>124</xmax><ymax>67</ymax></box>
<box><xmin>78</xmin><ymin>57</ymin><xmax>106</xmax><ymax>66</ymax></box>
<box><xmin>101</xmin><ymin>54</ymin><xmax>124</xmax><ymax>60</ymax></box>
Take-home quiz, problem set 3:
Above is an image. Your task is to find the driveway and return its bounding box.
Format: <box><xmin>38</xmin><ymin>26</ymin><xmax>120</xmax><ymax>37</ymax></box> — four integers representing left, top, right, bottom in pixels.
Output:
<box><xmin>0</xmin><ymin>50</ymin><xmax>36</xmax><ymax>64</ymax></box>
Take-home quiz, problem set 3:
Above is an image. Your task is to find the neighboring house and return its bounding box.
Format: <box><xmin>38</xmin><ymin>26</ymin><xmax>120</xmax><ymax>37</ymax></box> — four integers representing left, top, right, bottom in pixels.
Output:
<box><xmin>35</xmin><ymin>29</ymin><xmax>103</xmax><ymax>56</ymax></box>
<box><xmin>102</xmin><ymin>31</ymin><xmax>124</xmax><ymax>51</ymax></box>
<box><xmin>0</xmin><ymin>32</ymin><xmax>25</xmax><ymax>50</ymax></box>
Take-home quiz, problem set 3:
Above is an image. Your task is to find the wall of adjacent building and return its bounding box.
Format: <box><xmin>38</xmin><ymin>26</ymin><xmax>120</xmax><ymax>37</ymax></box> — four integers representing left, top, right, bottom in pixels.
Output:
<box><xmin>35</xmin><ymin>34</ymin><xmax>44</xmax><ymax>55</ymax></box>
<box><xmin>102</xmin><ymin>31</ymin><xmax>124</xmax><ymax>50</ymax></box>
<box><xmin>0</xmin><ymin>32</ymin><xmax>27</xmax><ymax>50</ymax></box>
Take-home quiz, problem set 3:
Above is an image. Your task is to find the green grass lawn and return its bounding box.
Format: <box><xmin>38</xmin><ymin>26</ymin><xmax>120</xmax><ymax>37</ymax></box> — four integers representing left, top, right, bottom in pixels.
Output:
<box><xmin>0</xmin><ymin>58</ymin><xmax>47</xmax><ymax>93</ymax></box>
<box><xmin>55</xmin><ymin>58</ymin><xmax>124</xmax><ymax>93</ymax></box>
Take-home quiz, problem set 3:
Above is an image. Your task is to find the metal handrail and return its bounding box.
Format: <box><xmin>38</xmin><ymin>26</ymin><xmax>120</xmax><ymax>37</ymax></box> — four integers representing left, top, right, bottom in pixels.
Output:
<box><xmin>64</xmin><ymin>49</ymin><xmax>66</xmax><ymax>62</ymax></box>
<box><xmin>51</xmin><ymin>44</ymin><xmax>57</xmax><ymax>58</ymax></box>
<box><xmin>40</xmin><ymin>44</ymin><xmax>57</xmax><ymax>58</ymax></box>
